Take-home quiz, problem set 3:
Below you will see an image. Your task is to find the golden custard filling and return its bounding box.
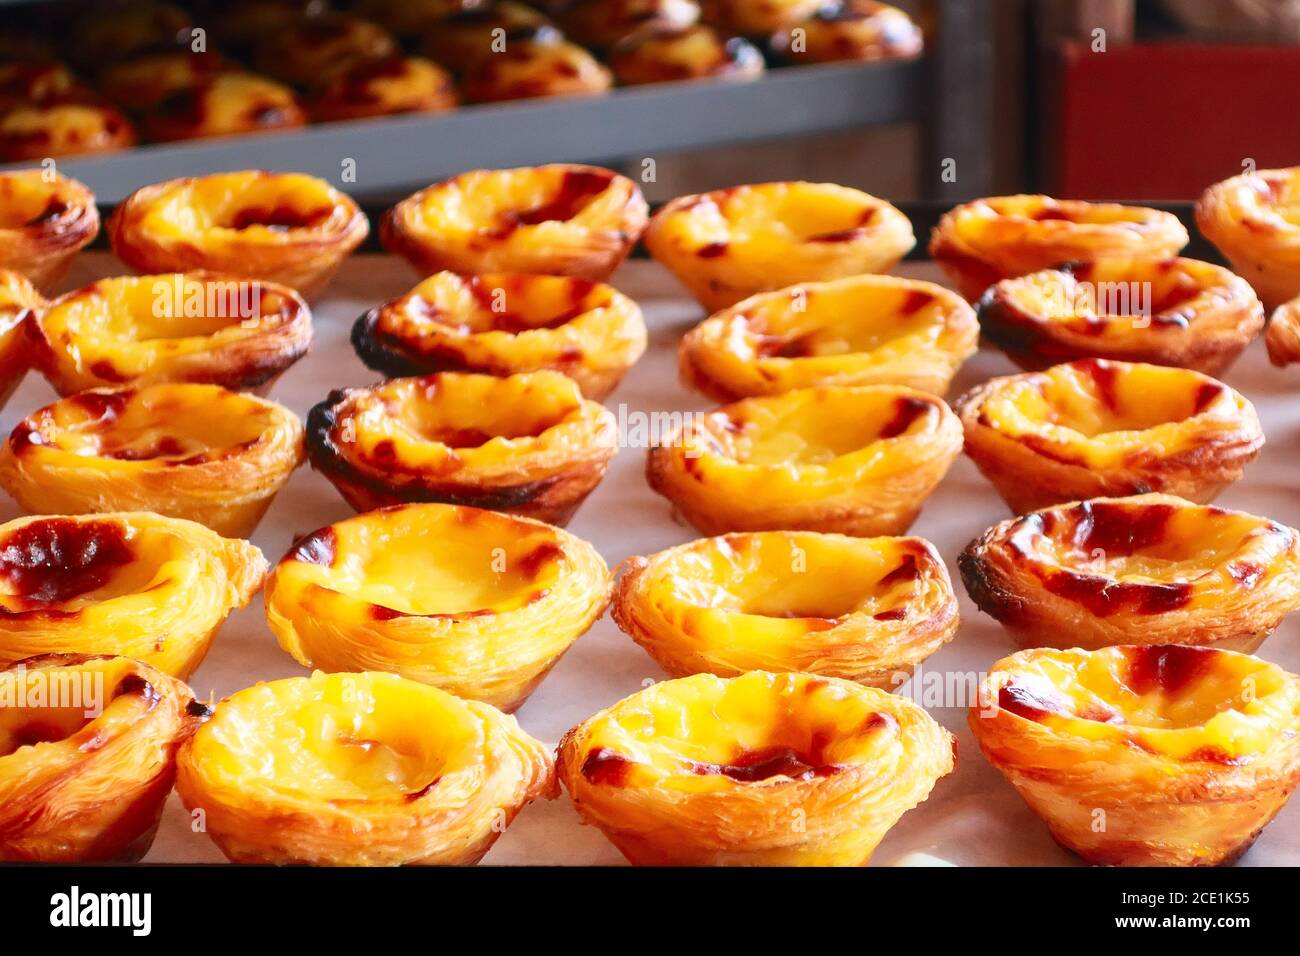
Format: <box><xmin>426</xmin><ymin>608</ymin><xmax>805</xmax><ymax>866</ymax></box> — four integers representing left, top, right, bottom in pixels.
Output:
<box><xmin>990</xmin><ymin>645</ymin><xmax>1298</xmax><ymax>763</ymax></box>
<box><xmin>949</xmin><ymin>195</ymin><xmax>1185</xmax><ymax>248</ymax></box>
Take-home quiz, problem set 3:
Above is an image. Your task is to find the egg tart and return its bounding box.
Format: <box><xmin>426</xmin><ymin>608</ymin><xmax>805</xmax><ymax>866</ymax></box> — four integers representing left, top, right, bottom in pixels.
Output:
<box><xmin>647</xmin><ymin>385</ymin><xmax>962</xmax><ymax>536</ymax></box>
<box><xmin>99</xmin><ymin>50</ymin><xmax>231</xmax><ymax>112</ymax></box>
<box><xmin>698</xmin><ymin>0</ymin><xmax>826</xmax><ymax>34</ymax></box>
<box><xmin>0</xmin><ymin>270</ymin><xmax>43</xmax><ymax>409</ymax></box>
<box><xmin>29</xmin><ymin>274</ymin><xmax>312</xmax><ymax>396</ymax></box>
<box><xmin>955</xmin><ymin>360</ymin><xmax>1263</xmax><ymax>514</ymax></box>
<box><xmin>212</xmin><ymin>0</ymin><xmax>329</xmax><ymax>54</ymax></box>
<box><xmin>771</xmin><ymin>1</ymin><xmax>923</xmax><ymax>63</ymax></box>
<box><xmin>0</xmin><ymin>384</ymin><xmax>305</xmax><ymax>538</ymax></box>
<box><xmin>460</xmin><ymin>38</ymin><xmax>613</xmax><ymax>103</ymax></box>
<box><xmin>0</xmin><ymin>654</ymin><xmax>202</xmax><ymax>863</ymax></box>
<box><xmin>976</xmin><ymin>258</ymin><xmax>1264</xmax><ymax>375</ymax></box>
<box><xmin>255</xmin><ymin>13</ymin><xmax>399</xmax><ymax>88</ymax></box>
<box><xmin>69</xmin><ymin>2</ymin><xmax>192</xmax><ymax>68</ymax></box>
<box><xmin>0</xmin><ymin>169</ymin><xmax>99</xmax><ymax>293</ymax></box>
<box><xmin>644</xmin><ymin>181</ymin><xmax>915</xmax><ymax>312</ymax></box>
<box><xmin>352</xmin><ymin>271</ymin><xmax>647</xmax><ymax>399</ymax></box>
<box><xmin>613</xmin><ymin>532</ymin><xmax>957</xmax><ymax>687</ymax></box>
<box><xmin>959</xmin><ymin>494</ymin><xmax>1300</xmax><ymax>653</ymax></box>
<box><xmin>1266</xmin><ymin>295</ymin><xmax>1300</xmax><ymax>367</ymax></box>
<box><xmin>108</xmin><ymin>171</ymin><xmax>368</xmax><ymax>299</ymax></box>
<box><xmin>354</xmin><ymin>0</ymin><xmax>484</xmax><ymax>37</ymax></box>
<box><xmin>971</xmin><ymin>645</ymin><xmax>1300</xmax><ymax>866</ymax></box>
<box><xmin>175</xmin><ymin>670</ymin><xmax>556</xmax><ymax>866</ymax></box>
<box><xmin>558</xmin><ymin>0</ymin><xmax>701</xmax><ymax>49</ymax></box>
<box><xmin>420</xmin><ymin>3</ymin><xmax>561</xmax><ymax>73</ymax></box>
<box><xmin>1197</xmin><ymin>166</ymin><xmax>1300</xmax><ymax>310</ymax></box>
<box><xmin>140</xmin><ymin>72</ymin><xmax>308</xmax><ymax>143</ymax></box>
<box><xmin>0</xmin><ymin>60</ymin><xmax>84</xmax><ymax>112</ymax></box>
<box><xmin>265</xmin><ymin>503</ymin><xmax>612</xmax><ymax>712</ymax></box>
<box><xmin>609</xmin><ymin>24</ymin><xmax>766</xmax><ymax>86</ymax></box>
<box><xmin>558</xmin><ymin>670</ymin><xmax>954</xmax><ymax>866</ymax></box>
<box><xmin>308</xmin><ymin>371</ymin><xmax>615</xmax><ymax>524</ymax></box>
<box><xmin>381</xmin><ymin>165</ymin><xmax>647</xmax><ymax>281</ymax></box>
<box><xmin>0</xmin><ymin>100</ymin><xmax>137</xmax><ymax>162</ymax></box>
<box><xmin>930</xmin><ymin>195</ymin><xmax>1190</xmax><ymax>302</ymax></box>
<box><xmin>0</xmin><ymin>512</ymin><xmax>266</xmax><ymax>679</ymax></box>
<box><xmin>679</xmin><ymin>274</ymin><xmax>977</xmax><ymax>401</ymax></box>
<box><xmin>309</xmin><ymin>56</ymin><xmax>457</xmax><ymax>123</ymax></box>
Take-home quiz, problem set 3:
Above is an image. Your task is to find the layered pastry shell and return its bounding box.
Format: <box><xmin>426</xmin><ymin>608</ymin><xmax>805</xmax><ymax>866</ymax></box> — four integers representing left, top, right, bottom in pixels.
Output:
<box><xmin>955</xmin><ymin>359</ymin><xmax>1263</xmax><ymax>514</ymax></box>
<box><xmin>929</xmin><ymin>195</ymin><xmax>1190</xmax><ymax>301</ymax></box>
<box><xmin>352</xmin><ymin>270</ymin><xmax>647</xmax><ymax>400</ymax></box>
<box><xmin>381</xmin><ymin>164</ymin><xmax>648</xmax><ymax>281</ymax></box>
<box><xmin>0</xmin><ymin>269</ymin><xmax>43</xmax><ymax>409</ymax></box>
<box><xmin>647</xmin><ymin>385</ymin><xmax>962</xmax><ymax>536</ymax></box>
<box><xmin>108</xmin><ymin>171</ymin><xmax>369</xmax><ymax>299</ymax></box>
<box><xmin>308</xmin><ymin>371</ymin><xmax>616</xmax><ymax>525</ymax></box>
<box><xmin>971</xmin><ymin>645</ymin><xmax>1300</xmax><ymax>866</ymax></box>
<box><xmin>176</xmin><ymin>670</ymin><xmax>557</xmax><ymax>866</ymax></box>
<box><xmin>0</xmin><ymin>169</ymin><xmax>100</xmax><ymax>292</ymax></box>
<box><xmin>557</xmin><ymin>670</ymin><xmax>955</xmax><ymax>865</ymax></box>
<box><xmin>1266</xmin><ymin>295</ymin><xmax>1300</xmax><ymax>367</ymax></box>
<box><xmin>1196</xmin><ymin>165</ymin><xmax>1300</xmax><ymax>309</ymax></box>
<box><xmin>28</xmin><ymin>273</ymin><xmax>312</xmax><ymax>395</ymax></box>
<box><xmin>264</xmin><ymin>503</ymin><xmax>612</xmax><ymax>712</ymax></box>
<box><xmin>959</xmin><ymin>494</ymin><xmax>1300</xmax><ymax>653</ymax></box>
<box><xmin>679</xmin><ymin>274</ymin><xmax>977</xmax><ymax>400</ymax></box>
<box><xmin>0</xmin><ymin>512</ymin><xmax>267</xmax><ymax>679</ymax></box>
<box><xmin>0</xmin><ymin>383</ymin><xmax>305</xmax><ymax>538</ymax></box>
<box><xmin>0</xmin><ymin>654</ymin><xmax>203</xmax><ymax>862</ymax></box>
<box><xmin>612</xmin><ymin>531</ymin><xmax>958</xmax><ymax>687</ymax></box>
<box><xmin>976</xmin><ymin>257</ymin><xmax>1264</xmax><ymax>375</ymax></box>
<box><xmin>645</xmin><ymin>180</ymin><xmax>915</xmax><ymax>311</ymax></box>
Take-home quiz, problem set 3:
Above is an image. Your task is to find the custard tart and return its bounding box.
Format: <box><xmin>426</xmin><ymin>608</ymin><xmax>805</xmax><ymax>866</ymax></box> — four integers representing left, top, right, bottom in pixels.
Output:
<box><xmin>460</xmin><ymin>38</ymin><xmax>613</xmax><ymax>103</ymax></box>
<box><xmin>175</xmin><ymin>670</ymin><xmax>556</xmax><ymax>866</ymax></box>
<box><xmin>613</xmin><ymin>531</ymin><xmax>958</xmax><ymax>687</ymax></box>
<box><xmin>108</xmin><ymin>171</ymin><xmax>369</xmax><ymax>299</ymax></box>
<box><xmin>647</xmin><ymin>385</ymin><xmax>962</xmax><ymax>536</ymax></box>
<box><xmin>352</xmin><ymin>270</ymin><xmax>646</xmax><ymax>399</ymax></box>
<box><xmin>609</xmin><ymin>24</ymin><xmax>765</xmax><ymax>86</ymax></box>
<box><xmin>679</xmin><ymin>274</ymin><xmax>977</xmax><ymax>401</ymax></box>
<box><xmin>0</xmin><ymin>654</ymin><xmax>202</xmax><ymax>863</ymax></box>
<box><xmin>0</xmin><ymin>269</ymin><xmax>43</xmax><ymax>409</ymax></box>
<box><xmin>69</xmin><ymin>2</ymin><xmax>192</xmax><ymax>68</ymax></box>
<box><xmin>644</xmin><ymin>181</ymin><xmax>915</xmax><ymax>312</ymax></box>
<box><xmin>0</xmin><ymin>60</ymin><xmax>84</xmax><ymax>112</ymax></box>
<box><xmin>309</xmin><ymin>371</ymin><xmax>616</xmax><ymax>524</ymax></box>
<box><xmin>141</xmin><ymin>72</ymin><xmax>308</xmax><ymax>143</ymax></box>
<box><xmin>1266</xmin><ymin>295</ymin><xmax>1300</xmax><ymax>367</ymax></box>
<box><xmin>959</xmin><ymin>494</ymin><xmax>1300</xmax><ymax>653</ymax></box>
<box><xmin>557</xmin><ymin>670</ymin><xmax>955</xmax><ymax>866</ymax></box>
<box><xmin>99</xmin><ymin>50</ymin><xmax>232</xmax><ymax>112</ymax></box>
<box><xmin>955</xmin><ymin>360</ymin><xmax>1263</xmax><ymax>514</ymax></box>
<box><xmin>698</xmin><ymin>0</ymin><xmax>826</xmax><ymax>34</ymax></box>
<box><xmin>354</xmin><ymin>0</ymin><xmax>484</xmax><ymax>37</ymax></box>
<box><xmin>771</xmin><ymin>1</ymin><xmax>924</xmax><ymax>63</ymax></box>
<box><xmin>309</xmin><ymin>56</ymin><xmax>457</xmax><ymax>123</ymax></box>
<box><xmin>977</xmin><ymin>258</ymin><xmax>1264</xmax><ymax>375</ymax></box>
<box><xmin>558</xmin><ymin>0</ymin><xmax>701</xmax><ymax>49</ymax></box>
<box><xmin>255</xmin><ymin>13</ymin><xmax>399</xmax><ymax>88</ymax></box>
<box><xmin>420</xmin><ymin>3</ymin><xmax>561</xmax><ymax>73</ymax></box>
<box><xmin>0</xmin><ymin>384</ymin><xmax>305</xmax><ymax>538</ymax></box>
<box><xmin>29</xmin><ymin>274</ymin><xmax>312</xmax><ymax>396</ymax></box>
<box><xmin>971</xmin><ymin>645</ymin><xmax>1300</xmax><ymax>867</ymax></box>
<box><xmin>0</xmin><ymin>512</ymin><xmax>266</xmax><ymax>679</ymax></box>
<box><xmin>0</xmin><ymin>100</ymin><xmax>137</xmax><ymax>162</ymax></box>
<box><xmin>929</xmin><ymin>195</ymin><xmax>1190</xmax><ymax>302</ymax></box>
<box><xmin>381</xmin><ymin>164</ymin><xmax>647</xmax><ymax>281</ymax></box>
<box><xmin>1197</xmin><ymin>165</ymin><xmax>1300</xmax><ymax>310</ymax></box>
<box><xmin>0</xmin><ymin>169</ymin><xmax>99</xmax><ymax>293</ymax></box>
<box><xmin>265</xmin><ymin>504</ymin><xmax>612</xmax><ymax>712</ymax></box>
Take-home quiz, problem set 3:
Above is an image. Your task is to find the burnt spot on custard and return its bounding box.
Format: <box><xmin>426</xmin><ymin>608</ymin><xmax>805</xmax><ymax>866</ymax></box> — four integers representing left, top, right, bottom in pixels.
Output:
<box><xmin>1078</xmin><ymin>358</ymin><xmax>1120</xmax><ymax>411</ymax></box>
<box><xmin>878</xmin><ymin>396</ymin><xmax>933</xmax><ymax>439</ymax></box>
<box><xmin>690</xmin><ymin>745</ymin><xmax>841</xmax><ymax>783</ymax></box>
<box><xmin>1193</xmin><ymin>381</ymin><xmax>1227</xmax><ymax>414</ymax></box>
<box><xmin>226</xmin><ymin>204</ymin><xmax>333</xmax><ymax>232</ymax></box>
<box><xmin>288</xmin><ymin>526</ymin><xmax>338</xmax><ymax>568</ymax></box>
<box><xmin>0</xmin><ymin>518</ymin><xmax>135</xmax><ymax>608</ymax></box>
<box><xmin>806</xmin><ymin>206</ymin><xmax>879</xmax><ymax>244</ymax></box>
<box><xmin>404</xmin><ymin>777</ymin><xmax>443</xmax><ymax>802</ymax></box>
<box><xmin>114</xmin><ymin>672</ymin><xmax>160</xmax><ymax>708</ymax></box>
<box><xmin>486</xmin><ymin>168</ymin><xmax>611</xmax><ymax>238</ymax></box>
<box><xmin>1124</xmin><ymin>645</ymin><xmax>1216</xmax><ymax>697</ymax></box>
<box><xmin>581</xmin><ymin>746</ymin><xmax>635</xmax><ymax>786</ymax></box>
<box><xmin>185</xmin><ymin>698</ymin><xmax>214</xmax><ymax>719</ymax></box>
<box><xmin>696</xmin><ymin>240</ymin><xmax>729</xmax><ymax>259</ymax></box>
<box><xmin>88</xmin><ymin>360</ymin><xmax>132</xmax><ymax>385</ymax></box>
<box><xmin>998</xmin><ymin>681</ymin><xmax>1069</xmax><ymax>722</ymax></box>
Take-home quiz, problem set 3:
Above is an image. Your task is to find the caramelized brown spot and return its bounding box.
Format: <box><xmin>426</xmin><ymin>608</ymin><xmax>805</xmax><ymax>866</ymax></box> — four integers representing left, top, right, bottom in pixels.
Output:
<box><xmin>88</xmin><ymin>360</ymin><xmax>131</xmax><ymax>384</ymax></box>
<box><xmin>289</xmin><ymin>527</ymin><xmax>337</xmax><ymax>567</ymax></box>
<box><xmin>879</xmin><ymin>553</ymin><xmax>920</xmax><ymax>587</ymax></box>
<box><xmin>1193</xmin><ymin>382</ymin><xmax>1226</xmax><ymax>414</ymax></box>
<box><xmin>873</xmin><ymin>608</ymin><xmax>907</xmax><ymax>621</ymax></box>
<box><xmin>879</xmin><ymin>397</ymin><xmax>932</xmax><ymax>439</ymax></box>
<box><xmin>115</xmin><ymin>673</ymin><xmax>159</xmax><ymax>705</ymax></box>
<box><xmin>1125</xmin><ymin>645</ymin><xmax>1215</xmax><ymax>696</ymax></box>
<box><xmin>692</xmin><ymin>746</ymin><xmax>839</xmax><ymax>782</ymax></box>
<box><xmin>186</xmin><ymin>699</ymin><xmax>213</xmax><ymax>719</ymax></box>
<box><xmin>0</xmin><ymin>518</ymin><xmax>134</xmax><ymax>605</ymax></box>
<box><xmin>581</xmin><ymin>746</ymin><xmax>634</xmax><ymax>786</ymax></box>
<box><xmin>696</xmin><ymin>241</ymin><xmax>728</xmax><ymax>258</ymax></box>
<box><xmin>228</xmin><ymin>204</ymin><xmax>332</xmax><ymax>231</ymax></box>
<box><xmin>517</xmin><ymin>541</ymin><xmax>564</xmax><ymax>579</ymax></box>
<box><xmin>1080</xmin><ymin>359</ymin><xmax>1120</xmax><ymax>411</ymax></box>
<box><xmin>490</xmin><ymin>169</ymin><xmax>610</xmax><ymax>236</ymax></box>
<box><xmin>998</xmin><ymin>682</ymin><xmax>1067</xmax><ymax>722</ymax></box>
<box><xmin>899</xmin><ymin>289</ymin><xmax>935</xmax><ymax>315</ymax></box>
<box><xmin>404</xmin><ymin>777</ymin><xmax>442</xmax><ymax>801</ymax></box>
<box><xmin>1072</xmin><ymin>500</ymin><xmax>1175</xmax><ymax>555</ymax></box>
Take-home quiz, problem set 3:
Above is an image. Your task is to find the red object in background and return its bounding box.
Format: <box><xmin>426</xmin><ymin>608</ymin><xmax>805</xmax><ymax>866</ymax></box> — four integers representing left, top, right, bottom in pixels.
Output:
<box><xmin>1052</xmin><ymin>42</ymin><xmax>1300</xmax><ymax>201</ymax></box>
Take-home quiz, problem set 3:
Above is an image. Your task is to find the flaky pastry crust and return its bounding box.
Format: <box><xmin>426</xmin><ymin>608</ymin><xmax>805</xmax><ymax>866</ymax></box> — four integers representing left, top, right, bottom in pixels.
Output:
<box><xmin>609</xmin><ymin>25</ymin><xmax>765</xmax><ymax>86</ymax></box>
<box><xmin>558</xmin><ymin>670</ymin><xmax>955</xmax><ymax>865</ymax></box>
<box><xmin>970</xmin><ymin>645</ymin><xmax>1300</xmax><ymax>866</ymax></box>
<box><xmin>265</xmin><ymin>503</ymin><xmax>612</xmax><ymax>712</ymax></box>
<box><xmin>1266</xmin><ymin>294</ymin><xmax>1300</xmax><ymax>367</ymax></box>
<box><xmin>1196</xmin><ymin>165</ymin><xmax>1300</xmax><ymax>310</ymax></box>
<box><xmin>645</xmin><ymin>181</ymin><xmax>915</xmax><ymax>311</ymax></box>
<box><xmin>0</xmin><ymin>512</ymin><xmax>267</xmax><ymax>679</ymax></box>
<box><xmin>0</xmin><ymin>384</ymin><xmax>305</xmax><ymax>537</ymax></box>
<box><xmin>930</xmin><ymin>194</ymin><xmax>1189</xmax><ymax>301</ymax></box>
<box><xmin>0</xmin><ymin>269</ymin><xmax>43</xmax><ymax>409</ymax></box>
<box><xmin>612</xmin><ymin>531</ymin><xmax>958</xmax><ymax>687</ymax></box>
<box><xmin>976</xmin><ymin>257</ymin><xmax>1264</xmax><ymax>374</ymax></box>
<box><xmin>955</xmin><ymin>360</ymin><xmax>1263</xmax><ymax>514</ymax></box>
<box><xmin>771</xmin><ymin>2</ymin><xmax>923</xmax><ymax>63</ymax></box>
<box><xmin>308</xmin><ymin>371</ymin><xmax>616</xmax><ymax>525</ymax></box>
<box><xmin>381</xmin><ymin>164</ymin><xmax>647</xmax><ymax>281</ymax></box>
<box><xmin>647</xmin><ymin>385</ymin><xmax>962</xmax><ymax>536</ymax></box>
<box><xmin>680</xmin><ymin>274</ymin><xmax>977</xmax><ymax>400</ymax></box>
<box><xmin>352</xmin><ymin>270</ymin><xmax>646</xmax><ymax>400</ymax></box>
<box><xmin>0</xmin><ymin>170</ymin><xmax>99</xmax><ymax>293</ymax></box>
<box><xmin>108</xmin><ymin>171</ymin><xmax>368</xmax><ymax>299</ymax></box>
<box><xmin>959</xmin><ymin>494</ymin><xmax>1300</xmax><ymax>653</ymax></box>
<box><xmin>0</xmin><ymin>654</ymin><xmax>203</xmax><ymax>862</ymax></box>
<box><xmin>28</xmin><ymin>273</ymin><xmax>312</xmax><ymax>395</ymax></box>
<box><xmin>175</xmin><ymin>670</ymin><xmax>556</xmax><ymax>865</ymax></box>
